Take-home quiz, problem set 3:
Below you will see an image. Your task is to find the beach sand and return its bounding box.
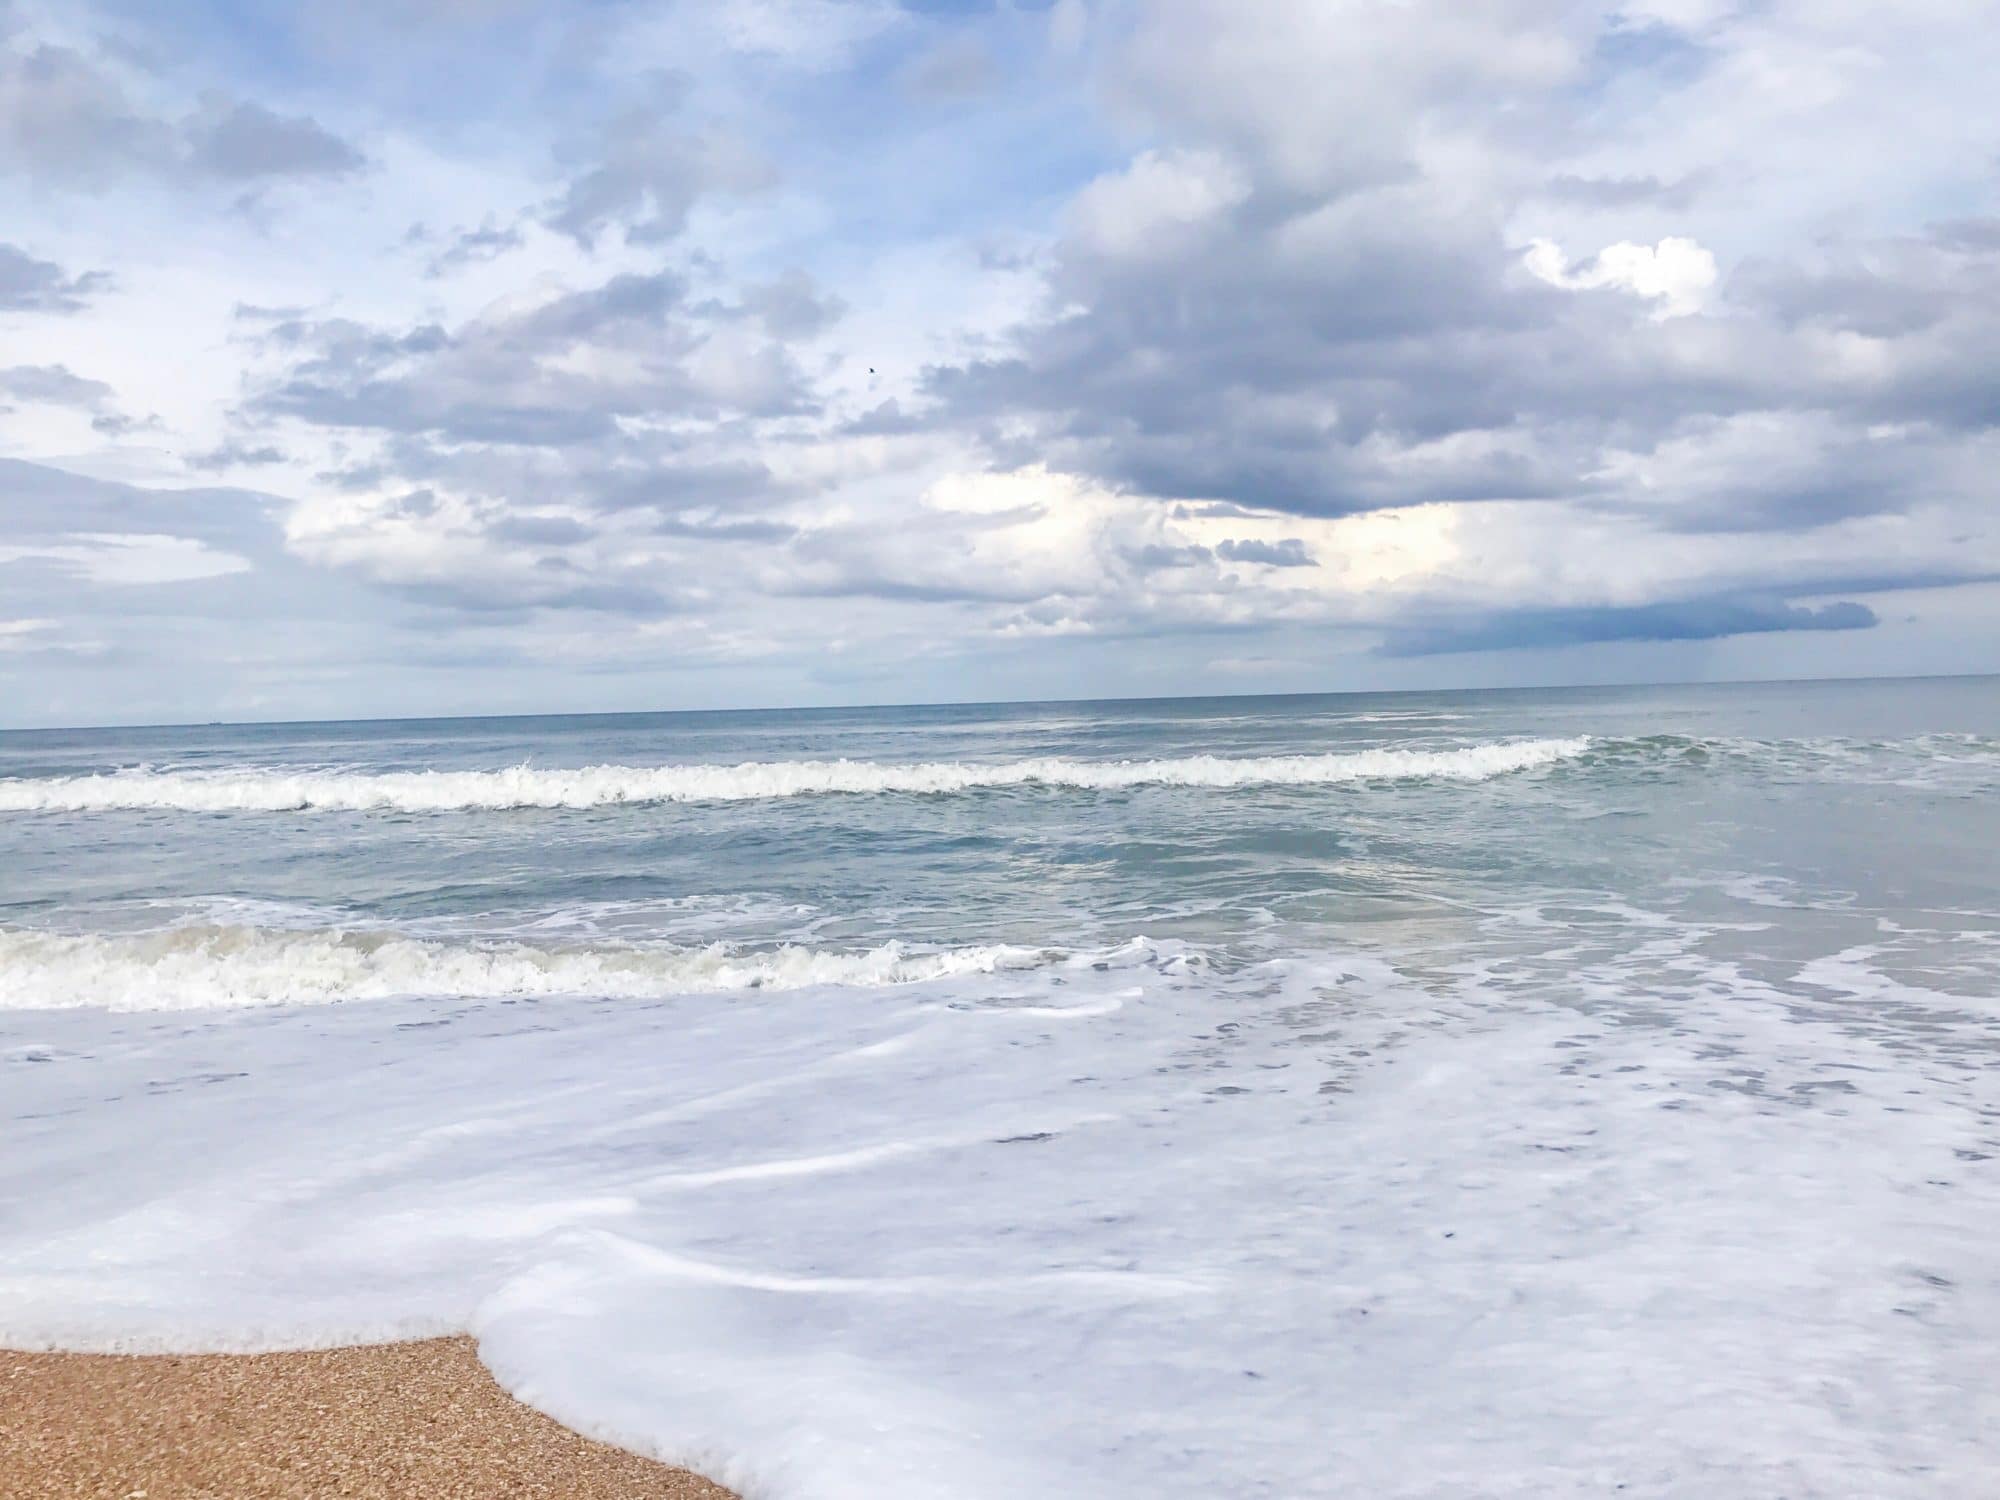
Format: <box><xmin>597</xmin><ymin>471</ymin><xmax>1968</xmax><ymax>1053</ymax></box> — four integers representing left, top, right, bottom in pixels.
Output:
<box><xmin>0</xmin><ymin>1335</ymin><xmax>738</xmax><ymax>1499</ymax></box>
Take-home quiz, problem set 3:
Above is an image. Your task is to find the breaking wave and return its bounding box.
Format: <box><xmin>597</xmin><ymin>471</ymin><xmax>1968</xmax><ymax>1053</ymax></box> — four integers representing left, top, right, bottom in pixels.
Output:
<box><xmin>0</xmin><ymin>738</ymin><xmax>1590</xmax><ymax>814</ymax></box>
<box><xmin>0</xmin><ymin>925</ymin><xmax>1165</xmax><ymax>1012</ymax></box>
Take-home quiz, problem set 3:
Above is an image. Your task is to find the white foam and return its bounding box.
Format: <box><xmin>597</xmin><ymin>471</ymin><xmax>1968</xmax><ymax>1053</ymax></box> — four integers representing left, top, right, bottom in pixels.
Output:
<box><xmin>0</xmin><ymin>738</ymin><xmax>1591</xmax><ymax>814</ymax></box>
<box><xmin>7</xmin><ymin>934</ymin><xmax>1997</xmax><ymax>1498</ymax></box>
<box><xmin>0</xmin><ymin>925</ymin><xmax>1080</xmax><ymax>1012</ymax></box>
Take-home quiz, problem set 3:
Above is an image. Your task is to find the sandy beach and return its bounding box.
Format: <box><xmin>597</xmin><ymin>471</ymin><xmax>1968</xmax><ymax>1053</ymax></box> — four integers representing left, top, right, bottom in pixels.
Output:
<box><xmin>0</xmin><ymin>1336</ymin><xmax>737</xmax><ymax>1500</ymax></box>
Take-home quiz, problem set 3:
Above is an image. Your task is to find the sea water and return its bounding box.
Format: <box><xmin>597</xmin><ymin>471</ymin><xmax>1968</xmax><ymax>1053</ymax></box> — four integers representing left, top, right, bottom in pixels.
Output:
<box><xmin>2</xmin><ymin>678</ymin><xmax>1995</xmax><ymax>1497</ymax></box>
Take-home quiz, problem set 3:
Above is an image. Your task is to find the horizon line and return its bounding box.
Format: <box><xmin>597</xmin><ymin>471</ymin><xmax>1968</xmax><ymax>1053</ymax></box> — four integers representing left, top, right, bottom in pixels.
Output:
<box><xmin>2</xmin><ymin>667</ymin><xmax>1992</xmax><ymax>738</ymax></box>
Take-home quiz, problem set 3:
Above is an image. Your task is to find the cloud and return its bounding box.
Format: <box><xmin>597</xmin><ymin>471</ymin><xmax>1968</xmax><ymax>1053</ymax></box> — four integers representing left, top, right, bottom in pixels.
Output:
<box><xmin>1589</xmin><ymin>410</ymin><xmax>1988</xmax><ymax>535</ymax></box>
<box><xmin>184</xmin><ymin>440</ymin><xmax>288</xmax><ymax>472</ymax></box>
<box><xmin>1523</xmin><ymin>235</ymin><xmax>1717</xmax><ymax>318</ymax></box>
<box><xmin>0</xmin><ymin>458</ymin><xmax>497</xmax><ymax>726</ymax></box>
<box><xmin>4</xmin><ymin>0</ymin><xmax>1999</xmax><ymax>720</ymax></box>
<box><xmin>916</xmin><ymin>0</ymin><xmax>2000</xmax><ymax>589</ymax></box>
<box><xmin>1384</xmin><ymin>595</ymin><xmax>1878</xmax><ymax>656</ymax></box>
<box><xmin>423</xmin><ymin>218</ymin><xmax>525</xmax><ymax>277</ymax></box>
<box><xmin>0</xmin><ymin>37</ymin><xmax>174</xmax><ymax>185</ymax></box>
<box><xmin>251</xmin><ymin>268</ymin><xmax>815</xmax><ymax>460</ymax></box>
<box><xmin>1216</xmin><ymin>537</ymin><xmax>1314</xmax><ymax>567</ymax></box>
<box><xmin>545</xmin><ymin>75</ymin><xmax>774</xmax><ymax>247</ymax></box>
<box><xmin>0</xmin><ymin>616</ymin><xmax>55</xmax><ymax>650</ymax></box>
<box><xmin>0</xmin><ymin>31</ymin><xmax>361</xmax><ymax>190</ymax></box>
<box><xmin>1066</xmin><ymin>148</ymin><xmax>1249</xmax><ymax>262</ymax></box>
<box><xmin>0</xmin><ymin>456</ymin><xmax>278</xmax><ymax>550</ymax></box>
<box><xmin>0</xmin><ymin>361</ymin><xmax>155</xmax><ymax>435</ymax></box>
<box><xmin>182</xmin><ymin>98</ymin><xmax>364</xmax><ymax>180</ymax></box>
<box><xmin>1931</xmin><ymin>217</ymin><xmax>2000</xmax><ymax>253</ymax></box>
<box><xmin>222</xmin><ymin>249</ymin><xmax>840</xmax><ymax>620</ymax></box>
<box><xmin>0</xmin><ymin>363</ymin><xmax>115</xmax><ymax>408</ymax></box>
<box><xmin>0</xmin><ymin>532</ymin><xmax>253</xmax><ymax>586</ymax></box>
<box><xmin>281</xmin><ymin>480</ymin><xmax>685</xmax><ymax>618</ymax></box>
<box><xmin>0</xmin><ymin>242</ymin><xmax>109</xmax><ymax>311</ymax></box>
<box><xmin>731</xmin><ymin>270</ymin><xmax>845</xmax><ymax>341</ymax></box>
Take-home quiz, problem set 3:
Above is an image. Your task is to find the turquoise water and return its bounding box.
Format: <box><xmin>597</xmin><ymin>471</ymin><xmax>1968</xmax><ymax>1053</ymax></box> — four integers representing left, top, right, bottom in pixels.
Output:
<box><xmin>2</xmin><ymin>677</ymin><xmax>1996</xmax><ymax>1496</ymax></box>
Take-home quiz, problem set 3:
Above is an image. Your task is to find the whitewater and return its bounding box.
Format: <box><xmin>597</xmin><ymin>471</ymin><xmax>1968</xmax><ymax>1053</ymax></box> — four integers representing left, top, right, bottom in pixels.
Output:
<box><xmin>0</xmin><ymin>924</ymin><xmax>1113</xmax><ymax>1011</ymax></box>
<box><xmin>0</xmin><ymin>736</ymin><xmax>1586</xmax><ymax>813</ymax></box>
<box><xmin>3</xmin><ymin>681</ymin><xmax>1997</xmax><ymax>1499</ymax></box>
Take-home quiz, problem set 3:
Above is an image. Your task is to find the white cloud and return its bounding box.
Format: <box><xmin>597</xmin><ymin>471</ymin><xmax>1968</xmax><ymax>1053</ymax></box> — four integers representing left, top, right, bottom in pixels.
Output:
<box><xmin>1524</xmin><ymin>235</ymin><xmax>1718</xmax><ymax>317</ymax></box>
<box><xmin>1068</xmin><ymin>149</ymin><xmax>1250</xmax><ymax>261</ymax></box>
<box><xmin>0</xmin><ymin>617</ymin><xmax>56</xmax><ymax>649</ymax></box>
<box><xmin>0</xmin><ymin>533</ymin><xmax>252</xmax><ymax>585</ymax></box>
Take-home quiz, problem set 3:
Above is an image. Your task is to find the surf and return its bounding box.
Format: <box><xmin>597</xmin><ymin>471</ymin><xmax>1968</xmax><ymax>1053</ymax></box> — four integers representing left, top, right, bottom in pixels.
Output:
<box><xmin>0</xmin><ymin>925</ymin><xmax>1190</xmax><ymax>1012</ymax></box>
<box><xmin>0</xmin><ymin>737</ymin><xmax>1591</xmax><ymax>814</ymax></box>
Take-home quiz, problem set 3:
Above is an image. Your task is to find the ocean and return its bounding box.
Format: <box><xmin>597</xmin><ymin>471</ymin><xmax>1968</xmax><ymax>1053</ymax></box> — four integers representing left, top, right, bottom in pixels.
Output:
<box><xmin>2</xmin><ymin>676</ymin><xmax>1996</xmax><ymax>1497</ymax></box>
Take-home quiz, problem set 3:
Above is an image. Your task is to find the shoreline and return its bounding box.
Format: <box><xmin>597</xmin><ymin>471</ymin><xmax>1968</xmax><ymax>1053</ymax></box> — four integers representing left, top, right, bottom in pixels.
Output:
<box><xmin>0</xmin><ymin>1334</ymin><xmax>738</xmax><ymax>1500</ymax></box>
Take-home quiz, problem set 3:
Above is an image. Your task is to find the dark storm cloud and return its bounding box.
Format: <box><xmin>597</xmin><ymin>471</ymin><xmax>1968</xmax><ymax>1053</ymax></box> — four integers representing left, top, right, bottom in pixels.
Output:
<box><xmin>1383</xmin><ymin>597</ymin><xmax>1878</xmax><ymax>657</ymax></box>
<box><xmin>0</xmin><ymin>243</ymin><xmax>109</xmax><ymax>311</ymax></box>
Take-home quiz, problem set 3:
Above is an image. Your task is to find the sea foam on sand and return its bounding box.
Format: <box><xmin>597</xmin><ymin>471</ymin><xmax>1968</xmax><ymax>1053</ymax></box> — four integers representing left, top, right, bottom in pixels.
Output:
<box><xmin>3</xmin><ymin>925</ymin><xmax>1996</xmax><ymax>1499</ymax></box>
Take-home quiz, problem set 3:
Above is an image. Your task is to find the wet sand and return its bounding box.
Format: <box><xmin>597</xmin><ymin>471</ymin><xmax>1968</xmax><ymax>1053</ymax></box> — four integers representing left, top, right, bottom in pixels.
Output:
<box><xmin>0</xmin><ymin>1335</ymin><xmax>738</xmax><ymax>1499</ymax></box>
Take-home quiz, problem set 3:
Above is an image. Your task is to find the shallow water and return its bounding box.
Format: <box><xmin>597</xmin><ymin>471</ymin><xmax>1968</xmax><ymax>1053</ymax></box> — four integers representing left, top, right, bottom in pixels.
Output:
<box><xmin>3</xmin><ymin>678</ymin><xmax>1997</xmax><ymax>1497</ymax></box>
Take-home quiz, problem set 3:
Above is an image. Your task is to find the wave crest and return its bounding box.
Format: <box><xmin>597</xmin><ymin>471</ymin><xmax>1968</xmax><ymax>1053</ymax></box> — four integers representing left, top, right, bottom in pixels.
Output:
<box><xmin>0</xmin><ymin>738</ymin><xmax>1589</xmax><ymax>814</ymax></box>
<box><xmin>0</xmin><ymin>925</ymin><xmax>1137</xmax><ymax>1012</ymax></box>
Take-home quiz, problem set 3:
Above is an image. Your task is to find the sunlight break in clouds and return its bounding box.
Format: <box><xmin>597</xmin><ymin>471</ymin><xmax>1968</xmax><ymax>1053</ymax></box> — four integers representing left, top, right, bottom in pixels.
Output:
<box><xmin>1522</xmin><ymin>236</ymin><xmax>1719</xmax><ymax>318</ymax></box>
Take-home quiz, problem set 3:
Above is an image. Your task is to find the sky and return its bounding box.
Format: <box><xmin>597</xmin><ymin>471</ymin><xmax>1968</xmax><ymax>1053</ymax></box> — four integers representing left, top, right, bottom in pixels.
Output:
<box><xmin>1</xmin><ymin>0</ymin><xmax>1996</xmax><ymax>728</ymax></box>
